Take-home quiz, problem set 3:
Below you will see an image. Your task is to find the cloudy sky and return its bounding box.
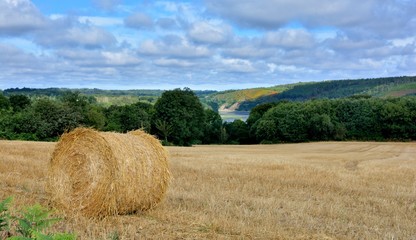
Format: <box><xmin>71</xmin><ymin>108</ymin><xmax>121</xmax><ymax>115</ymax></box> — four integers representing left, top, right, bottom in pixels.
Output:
<box><xmin>0</xmin><ymin>0</ymin><xmax>415</xmax><ymax>90</ymax></box>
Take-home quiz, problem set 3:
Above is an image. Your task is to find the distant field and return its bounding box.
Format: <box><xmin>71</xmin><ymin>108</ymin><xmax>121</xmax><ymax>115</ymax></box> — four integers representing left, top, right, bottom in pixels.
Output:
<box><xmin>1</xmin><ymin>141</ymin><xmax>415</xmax><ymax>239</ymax></box>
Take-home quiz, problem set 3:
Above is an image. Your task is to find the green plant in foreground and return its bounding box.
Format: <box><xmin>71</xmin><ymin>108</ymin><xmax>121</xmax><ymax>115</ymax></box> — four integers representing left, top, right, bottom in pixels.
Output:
<box><xmin>0</xmin><ymin>197</ymin><xmax>76</xmax><ymax>240</ymax></box>
<box><xmin>0</xmin><ymin>196</ymin><xmax>13</xmax><ymax>233</ymax></box>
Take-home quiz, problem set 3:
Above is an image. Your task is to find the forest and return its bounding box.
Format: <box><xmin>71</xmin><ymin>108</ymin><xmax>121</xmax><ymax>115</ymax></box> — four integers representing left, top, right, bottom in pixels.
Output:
<box><xmin>237</xmin><ymin>76</ymin><xmax>416</xmax><ymax>110</ymax></box>
<box><xmin>1</xmin><ymin>87</ymin><xmax>415</xmax><ymax>145</ymax></box>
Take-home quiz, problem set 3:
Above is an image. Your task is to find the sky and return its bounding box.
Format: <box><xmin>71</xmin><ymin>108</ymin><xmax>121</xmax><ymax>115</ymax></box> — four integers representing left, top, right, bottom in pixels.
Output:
<box><xmin>0</xmin><ymin>0</ymin><xmax>415</xmax><ymax>90</ymax></box>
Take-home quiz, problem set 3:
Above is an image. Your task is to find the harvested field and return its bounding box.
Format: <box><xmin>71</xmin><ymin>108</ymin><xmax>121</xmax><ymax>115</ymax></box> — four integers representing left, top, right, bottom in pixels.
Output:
<box><xmin>1</xmin><ymin>141</ymin><xmax>415</xmax><ymax>239</ymax></box>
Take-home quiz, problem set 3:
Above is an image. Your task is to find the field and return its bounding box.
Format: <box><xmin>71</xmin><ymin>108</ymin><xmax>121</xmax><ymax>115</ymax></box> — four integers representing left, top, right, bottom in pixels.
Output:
<box><xmin>1</xmin><ymin>141</ymin><xmax>415</xmax><ymax>239</ymax></box>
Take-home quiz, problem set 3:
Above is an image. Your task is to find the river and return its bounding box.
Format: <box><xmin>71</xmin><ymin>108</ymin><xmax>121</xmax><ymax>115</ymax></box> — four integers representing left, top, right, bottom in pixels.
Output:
<box><xmin>219</xmin><ymin>110</ymin><xmax>250</xmax><ymax>122</ymax></box>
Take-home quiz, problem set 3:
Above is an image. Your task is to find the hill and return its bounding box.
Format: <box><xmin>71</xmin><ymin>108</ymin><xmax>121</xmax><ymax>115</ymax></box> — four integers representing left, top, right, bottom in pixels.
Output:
<box><xmin>2</xmin><ymin>87</ymin><xmax>216</xmax><ymax>107</ymax></box>
<box><xmin>2</xmin><ymin>76</ymin><xmax>416</xmax><ymax>111</ymax></box>
<box><xmin>203</xmin><ymin>86</ymin><xmax>289</xmax><ymax>111</ymax></box>
<box><xmin>207</xmin><ymin>76</ymin><xmax>416</xmax><ymax>111</ymax></box>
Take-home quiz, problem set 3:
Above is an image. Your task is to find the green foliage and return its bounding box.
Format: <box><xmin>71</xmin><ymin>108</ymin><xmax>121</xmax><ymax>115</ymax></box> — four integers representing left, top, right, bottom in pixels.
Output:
<box><xmin>202</xmin><ymin>109</ymin><xmax>223</xmax><ymax>144</ymax></box>
<box><xmin>30</xmin><ymin>98</ymin><xmax>82</xmax><ymax>140</ymax></box>
<box><xmin>0</xmin><ymin>197</ymin><xmax>75</xmax><ymax>240</ymax></box>
<box><xmin>252</xmin><ymin>97</ymin><xmax>416</xmax><ymax>143</ymax></box>
<box><xmin>0</xmin><ymin>197</ymin><xmax>13</xmax><ymax>232</ymax></box>
<box><xmin>153</xmin><ymin>88</ymin><xmax>205</xmax><ymax>146</ymax></box>
<box><xmin>308</xmin><ymin>114</ymin><xmax>335</xmax><ymax>141</ymax></box>
<box><xmin>83</xmin><ymin>105</ymin><xmax>106</xmax><ymax>130</ymax></box>
<box><xmin>0</xmin><ymin>93</ymin><xmax>10</xmax><ymax>110</ymax></box>
<box><xmin>1</xmin><ymin>85</ymin><xmax>415</xmax><ymax>144</ymax></box>
<box><xmin>246</xmin><ymin>102</ymin><xmax>278</xmax><ymax>127</ymax></box>
<box><xmin>14</xmin><ymin>204</ymin><xmax>61</xmax><ymax>238</ymax></box>
<box><xmin>9</xmin><ymin>95</ymin><xmax>31</xmax><ymax>112</ymax></box>
<box><xmin>155</xmin><ymin>119</ymin><xmax>173</xmax><ymax>144</ymax></box>
<box><xmin>104</xmin><ymin>102</ymin><xmax>152</xmax><ymax>133</ymax></box>
<box><xmin>239</xmin><ymin>76</ymin><xmax>416</xmax><ymax>110</ymax></box>
<box><xmin>224</xmin><ymin>120</ymin><xmax>250</xmax><ymax>144</ymax></box>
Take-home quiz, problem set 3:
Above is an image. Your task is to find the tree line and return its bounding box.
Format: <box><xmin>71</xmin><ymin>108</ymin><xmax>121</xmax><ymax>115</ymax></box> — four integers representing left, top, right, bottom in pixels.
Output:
<box><xmin>247</xmin><ymin>96</ymin><xmax>416</xmax><ymax>143</ymax></box>
<box><xmin>1</xmin><ymin>89</ymin><xmax>415</xmax><ymax>145</ymax></box>
<box><xmin>0</xmin><ymin>88</ymin><xmax>221</xmax><ymax>145</ymax></box>
<box><xmin>238</xmin><ymin>76</ymin><xmax>416</xmax><ymax>110</ymax></box>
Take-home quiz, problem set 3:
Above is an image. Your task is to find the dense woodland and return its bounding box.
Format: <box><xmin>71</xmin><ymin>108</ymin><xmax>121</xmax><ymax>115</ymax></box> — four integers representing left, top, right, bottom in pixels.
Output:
<box><xmin>238</xmin><ymin>76</ymin><xmax>416</xmax><ymax>110</ymax></box>
<box><xmin>1</xmin><ymin>85</ymin><xmax>415</xmax><ymax>144</ymax></box>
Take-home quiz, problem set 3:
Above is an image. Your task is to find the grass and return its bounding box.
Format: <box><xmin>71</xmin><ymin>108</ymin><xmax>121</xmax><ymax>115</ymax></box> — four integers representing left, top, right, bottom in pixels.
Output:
<box><xmin>1</xmin><ymin>141</ymin><xmax>416</xmax><ymax>239</ymax></box>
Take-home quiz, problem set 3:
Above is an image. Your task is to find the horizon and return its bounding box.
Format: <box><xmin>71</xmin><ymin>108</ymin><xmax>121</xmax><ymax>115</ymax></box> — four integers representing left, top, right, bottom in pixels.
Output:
<box><xmin>1</xmin><ymin>0</ymin><xmax>415</xmax><ymax>90</ymax></box>
<box><xmin>1</xmin><ymin>74</ymin><xmax>414</xmax><ymax>92</ymax></box>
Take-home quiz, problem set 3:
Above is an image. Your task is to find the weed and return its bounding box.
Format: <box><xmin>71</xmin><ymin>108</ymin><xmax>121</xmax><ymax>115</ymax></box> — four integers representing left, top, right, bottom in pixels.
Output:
<box><xmin>0</xmin><ymin>197</ymin><xmax>76</xmax><ymax>240</ymax></box>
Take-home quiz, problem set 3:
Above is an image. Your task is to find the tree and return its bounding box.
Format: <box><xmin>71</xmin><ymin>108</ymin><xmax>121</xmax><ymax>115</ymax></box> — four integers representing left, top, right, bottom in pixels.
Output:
<box><xmin>30</xmin><ymin>98</ymin><xmax>81</xmax><ymax>140</ymax></box>
<box><xmin>247</xmin><ymin>102</ymin><xmax>280</xmax><ymax>142</ymax></box>
<box><xmin>155</xmin><ymin>119</ymin><xmax>173</xmax><ymax>144</ymax></box>
<box><xmin>308</xmin><ymin>114</ymin><xmax>335</xmax><ymax>141</ymax></box>
<box><xmin>84</xmin><ymin>105</ymin><xmax>106</xmax><ymax>130</ymax></box>
<box><xmin>153</xmin><ymin>88</ymin><xmax>205</xmax><ymax>146</ymax></box>
<box><xmin>202</xmin><ymin>109</ymin><xmax>223</xmax><ymax>144</ymax></box>
<box><xmin>104</xmin><ymin>103</ymin><xmax>151</xmax><ymax>133</ymax></box>
<box><xmin>224</xmin><ymin>119</ymin><xmax>250</xmax><ymax>144</ymax></box>
<box><xmin>9</xmin><ymin>94</ymin><xmax>31</xmax><ymax>112</ymax></box>
<box><xmin>0</xmin><ymin>93</ymin><xmax>10</xmax><ymax>110</ymax></box>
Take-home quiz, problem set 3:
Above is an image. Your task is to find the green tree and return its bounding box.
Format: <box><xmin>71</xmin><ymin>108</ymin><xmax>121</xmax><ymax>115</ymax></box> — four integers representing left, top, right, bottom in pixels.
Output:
<box><xmin>255</xmin><ymin>119</ymin><xmax>278</xmax><ymax>143</ymax></box>
<box><xmin>9</xmin><ymin>95</ymin><xmax>31</xmax><ymax>112</ymax></box>
<box><xmin>155</xmin><ymin>119</ymin><xmax>173</xmax><ymax>144</ymax></box>
<box><xmin>202</xmin><ymin>109</ymin><xmax>223</xmax><ymax>144</ymax></box>
<box><xmin>60</xmin><ymin>91</ymin><xmax>89</xmax><ymax>111</ymax></box>
<box><xmin>153</xmin><ymin>88</ymin><xmax>205</xmax><ymax>146</ymax></box>
<box><xmin>104</xmin><ymin>104</ymin><xmax>150</xmax><ymax>133</ymax></box>
<box><xmin>246</xmin><ymin>102</ymin><xmax>278</xmax><ymax>127</ymax></box>
<box><xmin>29</xmin><ymin>98</ymin><xmax>81</xmax><ymax>140</ymax></box>
<box><xmin>379</xmin><ymin>99</ymin><xmax>411</xmax><ymax>140</ymax></box>
<box><xmin>308</xmin><ymin>114</ymin><xmax>335</xmax><ymax>141</ymax></box>
<box><xmin>224</xmin><ymin>119</ymin><xmax>250</xmax><ymax>144</ymax></box>
<box><xmin>247</xmin><ymin>102</ymin><xmax>280</xmax><ymax>142</ymax></box>
<box><xmin>335</xmin><ymin>98</ymin><xmax>382</xmax><ymax>140</ymax></box>
<box><xmin>0</xmin><ymin>93</ymin><xmax>10</xmax><ymax>110</ymax></box>
<box><xmin>84</xmin><ymin>105</ymin><xmax>106</xmax><ymax>130</ymax></box>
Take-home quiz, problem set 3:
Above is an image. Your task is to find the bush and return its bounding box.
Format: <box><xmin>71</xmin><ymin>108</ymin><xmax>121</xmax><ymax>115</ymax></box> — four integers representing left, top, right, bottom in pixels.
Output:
<box><xmin>0</xmin><ymin>197</ymin><xmax>76</xmax><ymax>240</ymax></box>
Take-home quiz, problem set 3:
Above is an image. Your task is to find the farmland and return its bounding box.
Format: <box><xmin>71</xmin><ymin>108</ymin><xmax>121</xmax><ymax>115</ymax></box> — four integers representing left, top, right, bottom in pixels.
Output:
<box><xmin>1</xmin><ymin>141</ymin><xmax>415</xmax><ymax>239</ymax></box>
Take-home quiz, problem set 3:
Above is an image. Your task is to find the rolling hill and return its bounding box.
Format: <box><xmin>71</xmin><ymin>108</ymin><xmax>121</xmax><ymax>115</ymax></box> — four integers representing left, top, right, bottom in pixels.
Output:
<box><xmin>2</xmin><ymin>76</ymin><xmax>416</xmax><ymax>111</ymax></box>
<box><xmin>206</xmin><ymin>76</ymin><xmax>416</xmax><ymax>111</ymax></box>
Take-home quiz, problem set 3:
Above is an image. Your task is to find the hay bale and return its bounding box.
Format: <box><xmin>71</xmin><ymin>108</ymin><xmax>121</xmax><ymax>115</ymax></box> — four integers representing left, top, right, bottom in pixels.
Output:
<box><xmin>47</xmin><ymin>128</ymin><xmax>171</xmax><ymax>218</ymax></box>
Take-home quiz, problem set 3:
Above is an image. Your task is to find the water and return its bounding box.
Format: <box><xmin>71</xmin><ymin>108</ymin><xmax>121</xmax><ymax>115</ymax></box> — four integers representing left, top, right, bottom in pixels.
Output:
<box><xmin>219</xmin><ymin>111</ymin><xmax>250</xmax><ymax>122</ymax></box>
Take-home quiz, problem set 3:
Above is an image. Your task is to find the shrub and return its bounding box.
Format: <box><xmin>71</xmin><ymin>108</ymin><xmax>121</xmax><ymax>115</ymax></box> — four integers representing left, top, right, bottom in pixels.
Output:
<box><xmin>0</xmin><ymin>197</ymin><xmax>76</xmax><ymax>240</ymax></box>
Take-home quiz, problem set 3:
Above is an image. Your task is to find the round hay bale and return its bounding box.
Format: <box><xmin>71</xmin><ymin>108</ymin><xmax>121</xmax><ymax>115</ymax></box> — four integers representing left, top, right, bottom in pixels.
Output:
<box><xmin>47</xmin><ymin>128</ymin><xmax>171</xmax><ymax>218</ymax></box>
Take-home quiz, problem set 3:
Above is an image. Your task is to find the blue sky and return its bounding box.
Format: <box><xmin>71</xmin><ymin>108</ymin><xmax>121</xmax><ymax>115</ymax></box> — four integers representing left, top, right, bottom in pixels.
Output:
<box><xmin>0</xmin><ymin>0</ymin><xmax>415</xmax><ymax>90</ymax></box>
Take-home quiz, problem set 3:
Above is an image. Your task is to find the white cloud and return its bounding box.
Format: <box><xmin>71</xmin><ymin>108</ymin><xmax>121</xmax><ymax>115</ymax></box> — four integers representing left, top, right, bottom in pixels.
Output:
<box><xmin>267</xmin><ymin>63</ymin><xmax>277</xmax><ymax>73</ymax></box>
<box><xmin>102</xmin><ymin>51</ymin><xmax>142</xmax><ymax>66</ymax></box>
<box><xmin>205</xmin><ymin>0</ymin><xmax>416</xmax><ymax>39</ymax></box>
<box><xmin>205</xmin><ymin>0</ymin><xmax>375</xmax><ymax>27</ymax></box>
<box><xmin>0</xmin><ymin>0</ymin><xmax>415</xmax><ymax>90</ymax></box>
<box><xmin>188</xmin><ymin>21</ymin><xmax>232</xmax><ymax>44</ymax></box>
<box><xmin>220</xmin><ymin>58</ymin><xmax>256</xmax><ymax>73</ymax></box>
<box><xmin>0</xmin><ymin>0</ymin><xmax>46</xmax><ymax>36</ymax></box>
<box><xmin>79</xmin><ymin>16</ymin><xmax>123</xmax><ymax>27</ymax></box>
<box><xmin>156</xmin><ymin>17</ymin><xmax>180</xmax><ymax>29</ymax></box>
<box><xmin>223</xmin><ymin>45</ymin><xmax>272</xmax><ymax>59</ymax></box>
<box><xmin>139</xmin><ymin>36</ymin><xmax>211</xmax><ymax>58</ymax></box>
<box><xmin>55</xmin><ymin>48</ymin><xmax>141</xmax><ymax>67</ymax></box>
<box><xmin>263</xmin><ymin>29</ymin><xmax>315</xmax><ymax>49</ymax></box>
<box><xmin>124</xmin><ymin>13</ymin><xmax>154</xmax><ymax>30</ymax></box>
<box><xmin>35</xmin><ymin>19</ymin><xmax>117</xmax><ymax>48</ymax></box>
<box><xmin>92</xmin><ymin>0</ymin><xmax>121</xmax><ymax>11</ymax></box>
<box><xmin>154</xmin><ymin>58</ymin><xmax>195</xmax><ymax>67</ymax></box>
